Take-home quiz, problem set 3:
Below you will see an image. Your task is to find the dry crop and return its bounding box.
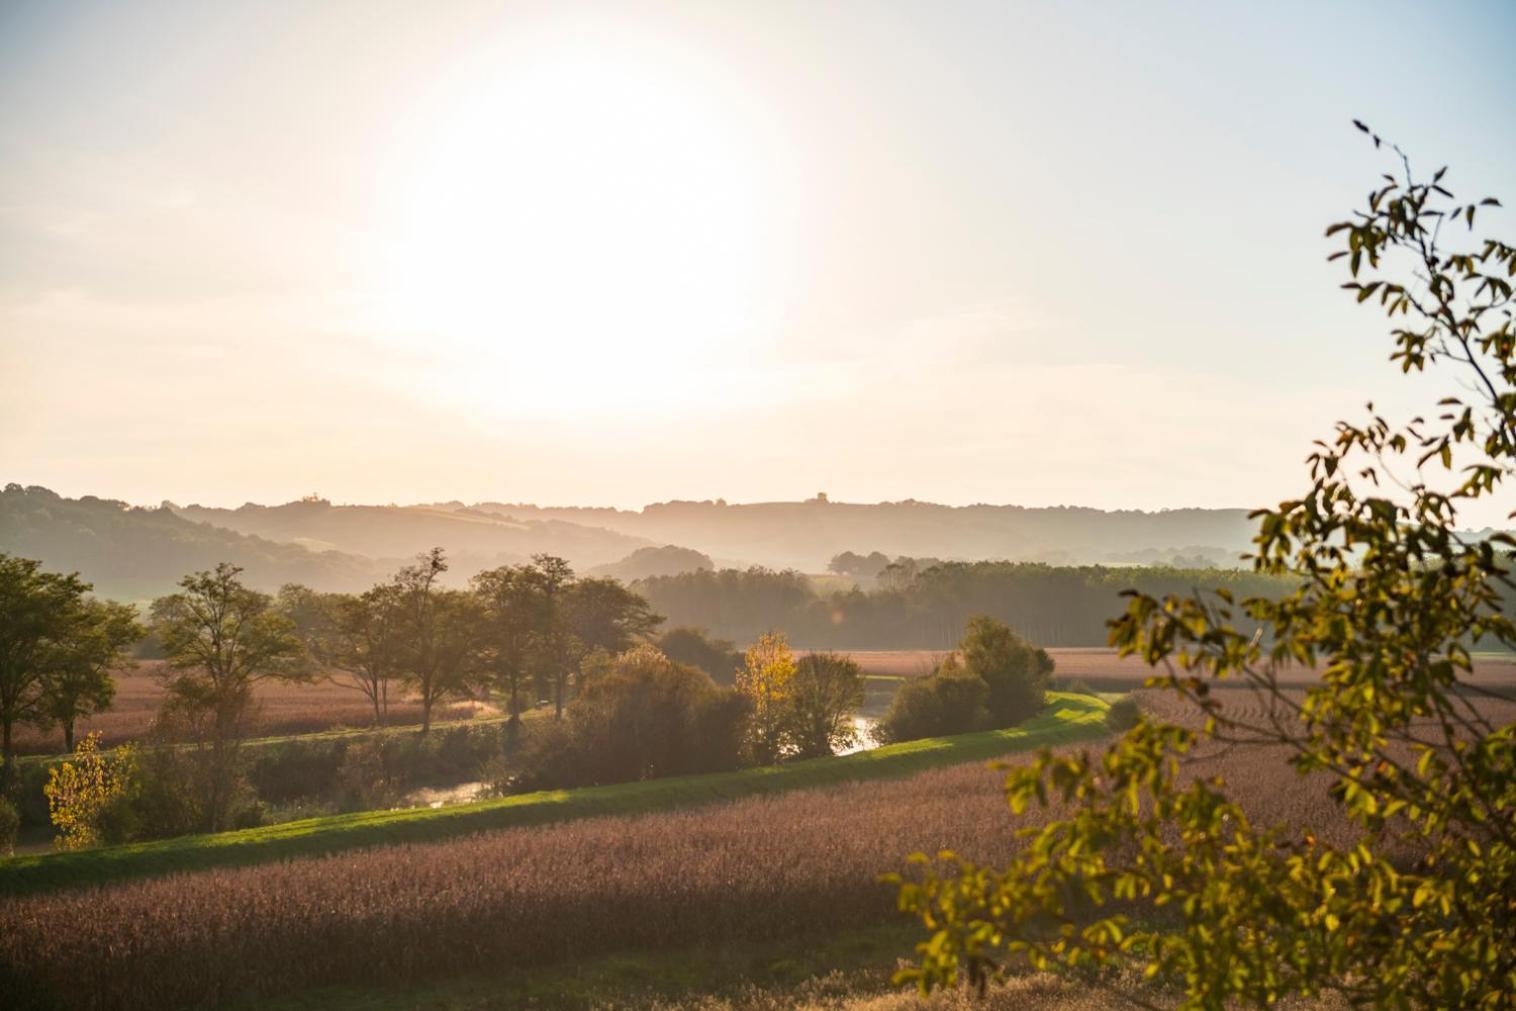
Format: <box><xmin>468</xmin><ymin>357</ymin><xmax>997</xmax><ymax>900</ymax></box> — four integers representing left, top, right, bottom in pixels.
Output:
<box><xmin>6</xmin><ymin>691</ymin><xmax>1508</xmax><ymax>1010</ymax></box>
<box><xmin>836</xmin><ymin>648</ymin><xmax>1516</xmax><ymax>692</ymax></box>
<box><xmin>11</xmin><ymin>662</ymin><xmax>488</xmax><ymax>755</ymax></box>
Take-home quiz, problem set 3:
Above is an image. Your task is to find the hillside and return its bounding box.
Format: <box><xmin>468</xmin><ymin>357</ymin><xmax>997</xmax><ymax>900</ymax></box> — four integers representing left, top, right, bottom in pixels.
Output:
<box><xmin>0</xmin><ymin>485</ymin><xmax>386</xmax><ymax>601</ymax></box>
<box><xmin>468</xmin><ymin>497</ymin><xmax>1258</xmax><ymax>570</ymax></box>
<box><xmin>171</xmin><ymin>498</ymin><xmax>651</xmax><ymax>577</ymax></box>
<box><xmin>586</xmin><ymin>544</ymin><xmax>715</xmax><ymax>581</ymax></box>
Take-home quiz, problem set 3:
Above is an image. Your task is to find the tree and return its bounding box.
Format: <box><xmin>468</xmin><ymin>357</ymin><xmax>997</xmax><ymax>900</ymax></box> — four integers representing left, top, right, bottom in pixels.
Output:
<box><xmin>392</xmin><ymin>548</ymin><xmax>480</xmax><ymax>734</ymax></box>
<box><xmin>530</xmin><ymin>554</ymin><xmax>578</xmax><ymax>719</ymax></box>
<box><xmin>564</xmin><ymin>577</ymin><xmax>663</xmax><ymax>656</ymax></box>
<box><xmin>472</xmin><ymin>563</ymin><xmax>553</xmax><ymax>731</ymax></box>
<box><xmin>891</xmin><ymin>134</ymin><xmax>1516</xmax><ymax>1008</ymax></box>
<box><xmin>0</xmin><ymin>554</ymin><xmax>131</xmax><ymax>786</ymax></box>
<box><xmin>785</xmin><ymin>651</ymin><xmax>866</xmax><ymax>758</ymax></box>
<box><xmin>150</xmin><ymin>562</ymin><xmax>304</xmax><ymax>829</ymax></box>
<box><xmin>657</xmin><ymin>626</ymin><xmax>744</xmax><ymax>685</ymax></box>
<box><xmin>957</xmin><ymin>614</ymin><xmax>1054</xmax><ymax>727</ymax></box>
<box><xmin>735</xmin><ymin>630</ymin><xmax>797</xmax><ymax>763</ymax></box>
<box><xmin>40</xmin><ymin>598</ymin><xmax>143</xmax><ymax>752</ymax></box>
<box><xmin>282</xmin><ymin>584</ymin><xmax>406</xmax><ymax>726</ymax></box>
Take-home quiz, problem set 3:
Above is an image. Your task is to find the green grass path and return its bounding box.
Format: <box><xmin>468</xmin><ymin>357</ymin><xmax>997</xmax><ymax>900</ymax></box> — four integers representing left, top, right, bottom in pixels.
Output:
<box><xmin>0</xmin><ymin>692</ymin><xmax>1109</xmax><ymax>897</ymax></box>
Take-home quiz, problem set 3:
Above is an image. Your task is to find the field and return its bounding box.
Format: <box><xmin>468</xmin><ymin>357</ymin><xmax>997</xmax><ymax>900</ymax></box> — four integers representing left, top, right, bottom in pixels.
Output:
<box><xmin>3</xmin><ymin>723</ymin><xmax>1095</xmax><ymax>1010</ymax></box>
<box><xmin>10</xmin><ymin>662</ymin><xmax>494</xmax><ymax>756</ymax></box>
<box><xmin>19</xmin><ymin>649</ymin><xmax>1508</xmax><ymax>757</ymax></box>
<box><xmin>836</xmin><ymin>647</ymin><xmax>1516</xmax><ymax>691</ymax></box>
<box><xmin>8</xmin><ymin>683</ymin><xmax>1487</xmax><ymax>1011</ymax></box>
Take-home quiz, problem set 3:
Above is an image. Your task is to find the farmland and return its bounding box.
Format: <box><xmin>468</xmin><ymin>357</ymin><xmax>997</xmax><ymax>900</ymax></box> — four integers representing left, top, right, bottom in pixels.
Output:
<box><xmin>7</xmin><ymin>684</ymin><xmax>1496</xmax><ymax>1011</ymax></box>
<box><xmin>837</xmin><ymin>647</ymin><xmax>1516</xmax><ymax>692</ymax></box>
<box><xmin>8</xmin><ymin>662</ymin><xmax>492</xmax><ymax>757</ymax></box>
<box><xmin>2</xmin><ymin>709</ymin><xmax>1105</xmax><ymax>1010</ymax></box>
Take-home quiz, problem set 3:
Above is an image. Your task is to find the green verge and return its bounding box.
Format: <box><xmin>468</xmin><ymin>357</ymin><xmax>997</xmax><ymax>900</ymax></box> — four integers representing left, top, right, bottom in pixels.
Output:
<box><xmin>0</xmin><ymin>692</ymin><xmax>1110</xmax><ymax>897</ymax></box>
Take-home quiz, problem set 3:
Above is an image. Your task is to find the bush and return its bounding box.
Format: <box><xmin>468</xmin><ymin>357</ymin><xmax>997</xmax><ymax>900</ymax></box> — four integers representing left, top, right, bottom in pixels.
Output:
<box><xmin>657</xmin><ymin>627</ymin><xmax>744</xmax><ymax>685</ymax></box>
<box><xmin>1104</xmin><ymin>696</ymin><xmax>1141</xmax><ymax>732</ymax></box>
<box><xmin>0</xmin><ymin>795</ymin><xmax>18</xmax><ymax>856</ymax></box>
<box><xmin>248</xmin><ymin>723</ymin><xmax>509</xmax><ymax>812</ymax></box>
<box><xmin>335</xmin><ymin>738</ymin><xmax>410</xmax><ymax>810</ymax></box>
<box><xmin>959</xmin><ymin>615</ymin><xmax>1054</xmax><ymax>727</ymax></box>
<box><xmin>785</xmin><ymin>652</ymin><xmax>866</xmax><ymax>758</ymax></box>
<box><xmin>875</xmin><ymin>658</ymin><xmax>990</xmax><ymax>744</ymax></box>
<box><xmin>517</xmin><ymin>645</ymin><xmax>750</xmax><ymax>790</ymax></box>
<box><xmin>43</xmin><ymin>734</ymin><xmax>138</xmax><ymax>851</ymax></box>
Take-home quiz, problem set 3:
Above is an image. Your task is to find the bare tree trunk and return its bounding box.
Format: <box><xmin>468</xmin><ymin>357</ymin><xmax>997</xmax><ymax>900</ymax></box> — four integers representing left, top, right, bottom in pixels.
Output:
<box><xmin>63</xmin><ymin>719</ymin><xmax>75</xmax><ymax>754</ymax></box>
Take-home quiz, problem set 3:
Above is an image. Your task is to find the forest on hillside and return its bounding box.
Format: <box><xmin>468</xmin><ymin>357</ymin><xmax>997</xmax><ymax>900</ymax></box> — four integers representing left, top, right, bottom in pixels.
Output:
<box><xmin>633</xmin><ymin>561</ymin><xmax>1301</xmax><ymax>648</ymax></box>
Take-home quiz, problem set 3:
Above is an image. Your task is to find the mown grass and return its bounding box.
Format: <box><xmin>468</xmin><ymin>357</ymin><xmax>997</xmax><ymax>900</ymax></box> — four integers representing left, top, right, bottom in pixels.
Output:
<box><xmin>0</xmin><ymin>692</ymin><xmax>1108</xmax><ymax>896</ymax></box>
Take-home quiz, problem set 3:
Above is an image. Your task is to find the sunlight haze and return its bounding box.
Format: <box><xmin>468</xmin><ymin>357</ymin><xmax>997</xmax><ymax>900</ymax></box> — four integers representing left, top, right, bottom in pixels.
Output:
<box><xmin>3</xmin><ymin>0</ymin><xmax>1513</xmax><ymax>522</ymax></box>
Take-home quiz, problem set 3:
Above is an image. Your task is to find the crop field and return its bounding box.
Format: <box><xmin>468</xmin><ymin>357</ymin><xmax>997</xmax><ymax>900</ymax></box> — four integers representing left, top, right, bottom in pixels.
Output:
<box><xmin>3</xmin><ymin>741</ymin><xmax>1069</xmax><ymax>1010</ymax></box>
<box><xmin>836</xmin><ymin>647</ymin><xmax>1516</xmax><ymax>692</ymax></box>
<box><xmin>10</xmin><ymin>662</ymin><xmax>491</xmax><ymax>756</ymax></box>
<box><xmin>6</xmin><ymin>688</ymin><xmax>1507</xmax><ymax>1011</ymax></box>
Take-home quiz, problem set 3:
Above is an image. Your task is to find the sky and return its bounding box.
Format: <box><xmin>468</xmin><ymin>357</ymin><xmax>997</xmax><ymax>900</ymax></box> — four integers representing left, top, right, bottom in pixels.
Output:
<box><xmin>3</xmin><ymin>0</ymin><xmax>1514</xmax><ymax>521</ymax></box>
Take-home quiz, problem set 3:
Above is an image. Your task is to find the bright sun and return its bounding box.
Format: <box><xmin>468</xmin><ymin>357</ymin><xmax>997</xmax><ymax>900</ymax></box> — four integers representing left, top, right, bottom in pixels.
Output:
<box><xmin>369</xmin><ymin>33</ymin><xmax>786</xmax><ymax>419</ymax></box>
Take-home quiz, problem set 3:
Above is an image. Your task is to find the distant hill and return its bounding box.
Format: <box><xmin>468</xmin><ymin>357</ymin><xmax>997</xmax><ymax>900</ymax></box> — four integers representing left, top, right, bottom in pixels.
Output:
<box><xmin>0</xmin><ymin>488</ymin><xmax>1283</xmax><ymax>604</ymax></box>
<box><xmin>171</xmin><ymin>499</ymin><xmax>651</xmax><ymax>577</ymax></box>
<box><xmin>468</xmin><ymin>498</ymin><xmax>1260</xmax><ymax>571</ymax></box>
<box><xmin>0</xmin><ymin>485</ymin><xmax>387</xmax><ymax>601</ymax></box>
<box><xmin>588</xmin><ymin>544</ymin><xmax>715</xmax><ymax>582</ymax></box>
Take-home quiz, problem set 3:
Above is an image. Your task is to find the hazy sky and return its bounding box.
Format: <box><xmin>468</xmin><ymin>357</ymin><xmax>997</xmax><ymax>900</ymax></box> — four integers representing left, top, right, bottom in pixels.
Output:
<box><xmin>4</xmin><ymin>1</ymin><xmax>1514</xmax><ymax>519</ymax></box>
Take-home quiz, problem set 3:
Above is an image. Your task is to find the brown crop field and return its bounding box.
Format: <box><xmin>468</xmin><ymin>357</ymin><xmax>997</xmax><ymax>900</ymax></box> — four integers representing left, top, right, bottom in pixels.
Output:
<box><xmin>6</xmin><ymin>688</ymin><xmax>1508</xmax><ymax>1011</ymax></box>
<box><xmin>10</xmin><ymin>662</ymin><xmax>492</xmax><ymax>756</ymax></box>
<box><xmin>834</xmin><ymin>647</ymin><xmax>1516</xmax><ymax>691</ymax></box>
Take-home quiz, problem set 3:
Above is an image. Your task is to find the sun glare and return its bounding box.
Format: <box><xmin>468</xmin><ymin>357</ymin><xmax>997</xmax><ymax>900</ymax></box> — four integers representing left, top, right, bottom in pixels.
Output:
<box><xmin>369</xmin><ymin>36</ymin><xmax>785</xmax><ymax>418</ymax></box>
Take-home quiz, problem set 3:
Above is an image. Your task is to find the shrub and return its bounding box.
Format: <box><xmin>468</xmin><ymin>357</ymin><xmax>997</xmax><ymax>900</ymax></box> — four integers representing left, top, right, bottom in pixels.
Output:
<box><xmin>42</xmin><ymin>733</ymin><xmax>138</xmax><ymax>851</ymax></box>
<box><xmin>959</xmin><ymin>615</ymin><xmax>1054</xmax><ymax>727</ymax></box>
<box><xmin>518</xmin><ymin>645</ymin><xmax>749</xmax><ymax>789</ymax></box>
<box><xmin>0</xmin><ymin>795</ymin><xmax>18</xmax><ymax>856</ymax></box>
<box><xmin>335</xmin><ymin>738</ymin><xmax>410</xmax><ymax>810</ymax></box>
<box><xmin>1104</xmin><ymin>696</ymin><xmax>1140</xmax><ymax>732</ymax></box>
<box><xmin>875</xmin><ymin>657</ymin><xmax>990</xmax><ymax>744</ymax></box>
<box><xmin>785</xmin><ymin>652</ymin><xmax>866</xmax><ymax>758</ymax></box>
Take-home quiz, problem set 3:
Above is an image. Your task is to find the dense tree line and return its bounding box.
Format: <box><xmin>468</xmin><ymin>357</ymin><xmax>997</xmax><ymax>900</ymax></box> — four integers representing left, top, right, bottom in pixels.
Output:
<box><xmin>1</xmin><ymin>550</ymin><xmax>886</xmax><ymax>847</ymax></box>
<box><xmin>633</xmin><ymin>561</ymin><xmax>1301</xmax><ymax>648</ymax></box>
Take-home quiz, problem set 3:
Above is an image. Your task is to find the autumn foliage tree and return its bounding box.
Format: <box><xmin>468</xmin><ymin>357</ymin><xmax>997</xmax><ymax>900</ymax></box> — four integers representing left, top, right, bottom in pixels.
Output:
<box><xmin>890</xmin><ymin>131</ymin><xmax>1516</xmax><ymax>1009</ymax></box>
<box><xmin>735</xmin><ymin>630</ymin><xmax>797</xmax><ymax>764</ymax></box>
